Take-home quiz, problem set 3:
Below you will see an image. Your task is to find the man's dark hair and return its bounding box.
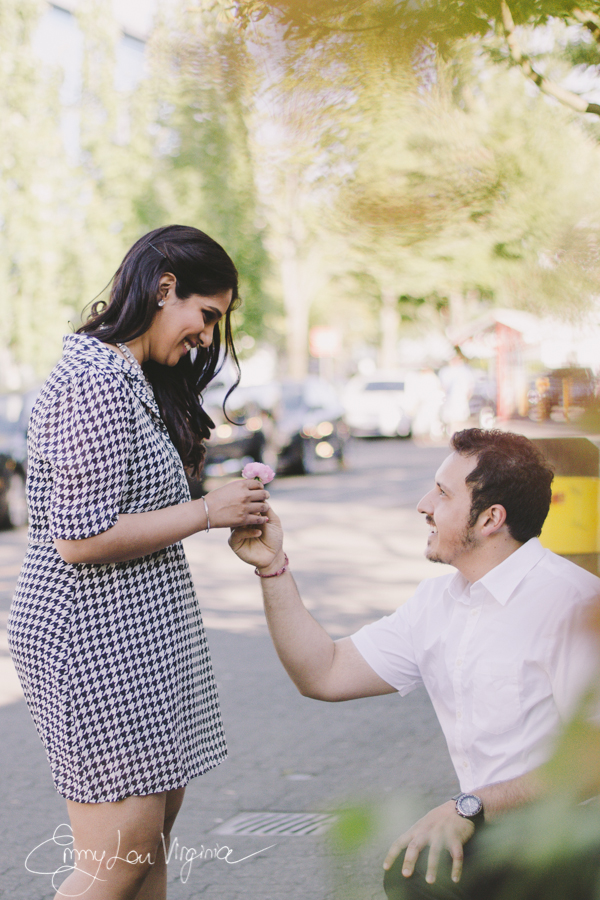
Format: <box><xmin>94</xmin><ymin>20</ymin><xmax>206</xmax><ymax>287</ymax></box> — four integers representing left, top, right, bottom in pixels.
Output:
<box><xmin>450</xmin><ymin>429</ymin><xmax>554</xmax><ymax>544</ymax></box>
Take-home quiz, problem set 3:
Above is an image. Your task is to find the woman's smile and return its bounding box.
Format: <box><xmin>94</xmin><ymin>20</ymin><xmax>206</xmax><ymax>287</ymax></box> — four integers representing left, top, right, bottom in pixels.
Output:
<box><xmin>145</xmin><ymin>286</ymin><xmax>232</xmax><ymax>366</ymax></box>
<box><xmin>182</xmin><ymin>337</ymin><xmax>198</xmax><ymax>354</ymax></box>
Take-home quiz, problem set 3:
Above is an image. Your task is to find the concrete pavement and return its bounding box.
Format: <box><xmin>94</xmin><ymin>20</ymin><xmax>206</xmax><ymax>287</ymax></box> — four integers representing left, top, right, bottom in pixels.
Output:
<box><xmin>0</xmin><ymin>439</ymin><xmax>458</xmax><ymax>900</ymax></box>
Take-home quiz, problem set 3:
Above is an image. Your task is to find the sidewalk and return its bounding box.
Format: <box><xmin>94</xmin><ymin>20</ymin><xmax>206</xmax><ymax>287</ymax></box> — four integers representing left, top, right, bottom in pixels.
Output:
<box><xmin>0</xmin><ymin>441</ymin><xmax>458</xmax><ymax>900</ymax></box>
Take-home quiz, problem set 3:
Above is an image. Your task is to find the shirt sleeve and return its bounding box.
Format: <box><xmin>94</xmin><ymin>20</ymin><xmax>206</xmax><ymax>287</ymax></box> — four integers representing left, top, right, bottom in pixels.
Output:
<box><xmin>39</xmin><ymin>367</ymin><xmax>133</xmax><ymax>540</ymax></box>
<box><xmin>546</xmin><ymin>593</ymin><xmax>600</xmax><ymax>724</ymax></box>
<box><xmin>351</xmin><ymin>601</ymin><xmax>423</xmax><ymax>696</ymax></box>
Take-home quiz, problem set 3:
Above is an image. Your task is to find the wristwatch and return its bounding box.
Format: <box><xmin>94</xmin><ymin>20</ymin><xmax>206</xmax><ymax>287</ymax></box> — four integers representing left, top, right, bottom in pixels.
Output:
<box><xmin>452</xmin><ymin>792</ymin><xmax>485</xmax><ymax>827</ymax></box>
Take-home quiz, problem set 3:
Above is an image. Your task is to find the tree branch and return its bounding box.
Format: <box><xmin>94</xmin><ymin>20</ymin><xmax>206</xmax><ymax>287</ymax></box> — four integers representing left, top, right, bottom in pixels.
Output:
<box><xmin>293</xmin><ymin>21</ymin><xmax>388</xmax><ymax>35</ymax></box>
<box><xmin>500</xmin><ymin>0</ymin><xmax>600</xmax><ymax>116</ymax></box>
<box><xmin>571</xmin><ymin>6</ymin><xmax>600</xmax><ymax>44</ymax></box>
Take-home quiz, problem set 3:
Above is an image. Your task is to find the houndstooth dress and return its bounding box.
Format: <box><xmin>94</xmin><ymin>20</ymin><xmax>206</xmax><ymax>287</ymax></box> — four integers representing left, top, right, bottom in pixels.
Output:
<box><xmin>8</xmin><ymin>334</ymin><xmax>227</xmax><ymax>803</ymax></box>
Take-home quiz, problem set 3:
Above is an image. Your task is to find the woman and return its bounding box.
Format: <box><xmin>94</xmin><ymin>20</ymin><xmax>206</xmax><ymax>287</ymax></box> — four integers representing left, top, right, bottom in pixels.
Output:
<box><xmin>8</xmin><ymin>225</ymin><xmax>270</xmax><ymax>900</ymax></box>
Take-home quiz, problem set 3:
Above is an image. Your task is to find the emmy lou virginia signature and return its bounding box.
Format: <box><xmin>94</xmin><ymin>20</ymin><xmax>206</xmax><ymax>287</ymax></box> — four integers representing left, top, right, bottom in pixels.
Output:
<box><xmin>25</xmin><ymin>823</ymin><xmax>276</xmax><ymax>893</ymax></box>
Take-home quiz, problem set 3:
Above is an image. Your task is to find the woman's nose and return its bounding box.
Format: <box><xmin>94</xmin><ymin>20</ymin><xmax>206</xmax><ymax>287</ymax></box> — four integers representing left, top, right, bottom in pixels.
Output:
<box><xmin>200</xmin><ymin>323</ymin><xmax>215</xmax><ymax>348</ymax></box>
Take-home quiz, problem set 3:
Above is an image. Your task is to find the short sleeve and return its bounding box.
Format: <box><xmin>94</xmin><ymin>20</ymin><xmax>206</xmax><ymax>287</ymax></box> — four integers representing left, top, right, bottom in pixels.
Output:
<box><xmin>351</xmin><ymin>602</ymin><xmax>423</xmax><ymax>696</ymax></box>
<box><xmin>39</xmin><ymin>368</ymin><xmax>133</xmax><ymax>540</ymax></box>
<box><xmin>546</xmin><ymin>595</ymin><xmax>600</xmax><ymax>723</ymax></box>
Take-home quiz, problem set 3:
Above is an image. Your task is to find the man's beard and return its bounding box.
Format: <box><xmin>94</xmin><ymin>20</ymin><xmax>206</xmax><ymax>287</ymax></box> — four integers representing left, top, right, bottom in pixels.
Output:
<box><xmin>427</xmin><ymin>522</ymin><xmax>479</xmax><ymax>566</ymax></box>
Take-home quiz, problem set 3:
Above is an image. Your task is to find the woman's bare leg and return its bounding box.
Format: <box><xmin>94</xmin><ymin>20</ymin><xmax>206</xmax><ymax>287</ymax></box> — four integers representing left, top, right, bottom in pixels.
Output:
<box><xmin>53</xmin><ymin>792</ymin><xmax>168</xmax><ymax>900</ymax></box>
<box><xmin>134</xmin><ymin>788</ymin><xmax>186</xmax><ymax>900</ymax></box>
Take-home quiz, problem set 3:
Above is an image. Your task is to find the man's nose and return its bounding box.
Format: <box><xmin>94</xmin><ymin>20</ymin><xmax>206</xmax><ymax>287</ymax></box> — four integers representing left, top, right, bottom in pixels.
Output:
<box><xmin>417</xmin><ymin>490</ymin><xmax>432</xmax><ymax>515</ymax></box>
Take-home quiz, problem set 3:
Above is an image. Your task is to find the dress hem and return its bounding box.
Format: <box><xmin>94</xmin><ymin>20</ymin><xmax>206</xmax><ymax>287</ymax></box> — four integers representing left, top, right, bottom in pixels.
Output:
<box><xmin>54</xmin><ymin>749</ymin><xmax>228</xmax><ymax>804</ymax></box>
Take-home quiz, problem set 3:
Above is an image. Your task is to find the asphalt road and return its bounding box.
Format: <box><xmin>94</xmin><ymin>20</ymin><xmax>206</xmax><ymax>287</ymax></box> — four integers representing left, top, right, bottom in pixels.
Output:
<box><xmin>0</xmin><ymin>437</ymin><xmax>458</xmax><ymax>900</ymax></box>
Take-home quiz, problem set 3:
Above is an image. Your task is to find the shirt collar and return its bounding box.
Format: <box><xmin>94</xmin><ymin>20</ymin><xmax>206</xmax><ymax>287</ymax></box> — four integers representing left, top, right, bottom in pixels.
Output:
<box><xmin>447</xmin><ymin>538</ymin><xmax>546</xmax><ymax>606</ymax></box>
<box><xmin>62</xmin><ymin>333</ymin><xmax>162</xmax><ymax>419</ymax></box>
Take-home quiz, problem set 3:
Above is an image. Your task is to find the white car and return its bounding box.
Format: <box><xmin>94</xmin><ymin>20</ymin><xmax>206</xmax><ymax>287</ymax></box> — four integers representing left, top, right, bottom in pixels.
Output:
<box><xmin>342</xmin><ymin>371</ymin><xmax>417</xmax><ymax>438</ymax></box>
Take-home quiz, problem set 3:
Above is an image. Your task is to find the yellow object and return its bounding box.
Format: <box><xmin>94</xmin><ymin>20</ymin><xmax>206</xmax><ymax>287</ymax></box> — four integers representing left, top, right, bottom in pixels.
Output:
<box><xmin>540</xmin><ymin>476</ymin><xmax>599</xmax><ymax>555</ymax></box>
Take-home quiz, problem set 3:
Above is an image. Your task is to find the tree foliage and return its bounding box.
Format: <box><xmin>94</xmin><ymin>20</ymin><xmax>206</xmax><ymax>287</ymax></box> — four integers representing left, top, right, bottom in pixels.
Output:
<box><xmin>208</xmin><ymin>0</ymin><xmax>600</xmax><ymax>356</ymax></box>
<box><xmin>231</xmin><ymin>0</ymin><xmax>600</xmax><ymax>117</ymax></box>
<box><xmin>326</xmin><ymin>52</ymin><xmax>600</xmax><ymax>319</ymax></box>
<box><xmin>232</xmin><ymin>0</ymin><xmax>599</xmax><ymax>49</ymax></box>
<box><xmin>0</xmin><ymin>0</ymin><xmax>272</xmax><ymax>385</ymax></box>
<box><xmin>147</xmin><ymin>3</ymin><xmax>272</xmax><ymax>342</ymax></box>
<box><xmin>0</xmin><ymin>0</ymin><xmax>78</xmax><ymax>378</ymax></box>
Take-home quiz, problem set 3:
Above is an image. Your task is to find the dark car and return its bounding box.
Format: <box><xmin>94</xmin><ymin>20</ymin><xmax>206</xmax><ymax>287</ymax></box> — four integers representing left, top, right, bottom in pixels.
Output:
<box><xmin>186</xmin><ymin>382</ymin><xmax>271</xmax><ymax>497</ymax></box>
<box><xmin>527</xmin><ymin>367</ymin><xmax>597</xmax><ymax>422</ymax></box>
<box><xmin>265</xmin><ymin>378</ymin><xmax>348</xmax><ymax>476</ymax></box>
<box><xmin>0</xmin><ymin>391</ymin><xmax>35</xmax><ymax>528</ymax></box>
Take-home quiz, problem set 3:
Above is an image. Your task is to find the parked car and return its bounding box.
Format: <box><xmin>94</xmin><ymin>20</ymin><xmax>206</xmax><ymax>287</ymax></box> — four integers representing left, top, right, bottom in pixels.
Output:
<box><xmin>342</xmin><ymin>370</ymin><xmax>416</xmax><ymax>438</ymax></box>
<box><xmin>0</xmin><ymin>391</ymin><xmax>35</xmax><ymax>529</ymax></box>
<box><xmin>186</xmin><ymin>381</ymin><xmax>271</xmax><ymax>497</ymax></box>
<box><xmin>264</xmin><ymin>378</ymin><xmax>348</xmax><ymax>476</ymax></box>
<box><xmin>527</xmin><ymin>367</ymin><xmax>597</xmax><ymax>422</ymax></box>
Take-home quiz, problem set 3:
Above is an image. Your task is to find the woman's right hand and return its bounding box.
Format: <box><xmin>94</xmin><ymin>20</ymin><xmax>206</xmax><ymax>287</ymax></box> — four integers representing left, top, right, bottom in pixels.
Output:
<box><xmin>203</xmin><ymin>478</ymin><xmax>270</xmax><ymax>529</ymax></box>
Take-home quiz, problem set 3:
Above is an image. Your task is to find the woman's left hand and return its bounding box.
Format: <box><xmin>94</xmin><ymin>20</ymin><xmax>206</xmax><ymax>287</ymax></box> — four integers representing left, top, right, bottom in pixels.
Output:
<box><xmin>229</xmin><ymin>505</ymin><xmax>284</xmax><ymax>571</ymax></box>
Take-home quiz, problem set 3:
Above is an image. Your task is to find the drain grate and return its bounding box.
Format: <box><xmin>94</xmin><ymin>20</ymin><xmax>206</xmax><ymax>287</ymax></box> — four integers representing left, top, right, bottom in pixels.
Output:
<box><xmin>212</xmin><ymin>811</ymin><xmax>338</xmax><ymax>837</ymax></box>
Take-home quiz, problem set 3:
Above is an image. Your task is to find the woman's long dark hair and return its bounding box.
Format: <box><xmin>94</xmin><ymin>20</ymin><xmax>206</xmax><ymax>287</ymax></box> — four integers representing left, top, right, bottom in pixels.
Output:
<box><xmin>78</xmin><ymin>225</ymin><xmax>240</xmax><ymax>475</ymax></box>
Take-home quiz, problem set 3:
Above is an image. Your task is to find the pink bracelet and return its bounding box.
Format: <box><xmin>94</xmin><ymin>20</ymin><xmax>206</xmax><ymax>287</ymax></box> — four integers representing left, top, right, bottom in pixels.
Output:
<box><xmin>254</xmin><ymin>553</ymin><xmax>289</xmax><ymax>578</ymax></box>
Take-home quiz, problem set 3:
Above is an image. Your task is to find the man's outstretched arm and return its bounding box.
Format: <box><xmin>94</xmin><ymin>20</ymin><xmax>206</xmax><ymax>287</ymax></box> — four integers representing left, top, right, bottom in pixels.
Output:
<box><xmin>229</xmin><ymin>508</ymin><xmax>396</xmax><ymax>702</ymax></box>
<box><xmin>231</xmin><ymin>507</ymin><xmax>547</xmax><ymax>884</ymax></box>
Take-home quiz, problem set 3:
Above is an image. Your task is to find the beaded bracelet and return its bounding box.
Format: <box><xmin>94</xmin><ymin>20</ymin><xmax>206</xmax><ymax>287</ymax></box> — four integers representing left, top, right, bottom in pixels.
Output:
<box><xmin>254</xmin><ymin>553</ymin><xmax>289</xmax><ymax>578</ymax></box>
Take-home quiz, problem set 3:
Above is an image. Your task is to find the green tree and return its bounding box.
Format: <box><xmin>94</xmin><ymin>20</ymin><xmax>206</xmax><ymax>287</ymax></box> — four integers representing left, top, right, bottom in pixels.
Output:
<box><xmin>0</xmin><ymin>0</ymin><xmax>273</xmax><ymax>382</ymax></box>
<box><xmin>231</xmin><ymin>0</ymin><xmax>600</xmax><ymax>119</ymax></box>
<box><xmin>145</xmin><ymin>2</ymin><xmax>273</xmax><ymax>344</ymax></box>
<box><xmin>0</xmin><ymin>0</ymin><xmax>79</xmax><ymax>381</ymax></box>
<box><xmin>67</xmin><ymin>1</ymin><xmax>158</xmax><ymax>316</ymax></box>
<box><xmin>70</xmin><ymin>0</ymin><xmax>273</xmax><ymax>347</ymax></box>
<box><xmin>206</xmin><ymin>1</ymin><xmax>600</xmax><ymax>366</ymax></box>
<box><xmin>0</xmin><ymin>0</ymin><xmax>160</xmax><ymax>380</ymax></box>
<box><xmin>330</xmin><ymin>53</ymin><xmax>600</xmax><ymax>321</ymax></box>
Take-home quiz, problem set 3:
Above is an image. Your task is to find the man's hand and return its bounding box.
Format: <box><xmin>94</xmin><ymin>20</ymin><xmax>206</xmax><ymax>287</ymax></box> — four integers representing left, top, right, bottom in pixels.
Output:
<box><xmin>383</xmin><ymin>800</ymin><xmax>475</xmax><ymax>884</ymax></box>
<box><xmin>229</xmin><ymin>505</ymin><xmax>284</xmax><ymax>572</ymax></box>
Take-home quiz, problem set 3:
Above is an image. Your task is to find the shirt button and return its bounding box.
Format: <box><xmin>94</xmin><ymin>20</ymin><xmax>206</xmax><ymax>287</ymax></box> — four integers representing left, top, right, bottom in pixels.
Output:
<box><xmin>456</xmin><ymin>659</ymin><xmax>462</xmax><ymax>666</ymax></box>
<box><xmin>463</xmin><ymin>761</ymin><xmax>468</xmax><ymax>768</ymax></box>
<box><xmin>471</xmin><ymin>609</ymin><xmax>478</xmax><ymax>616</ymax></box>
<box><xmin>457</xmin><ymin>712</ymin><xmax>462</xmax><ymax>720</ymax></box>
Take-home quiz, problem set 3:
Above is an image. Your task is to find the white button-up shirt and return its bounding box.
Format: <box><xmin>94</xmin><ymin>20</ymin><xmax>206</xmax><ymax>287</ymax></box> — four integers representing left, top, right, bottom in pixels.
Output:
<box><xmin>351</xmin><ymin>539</ymin><xmax>600</xmax><ymax>791</ymax></box>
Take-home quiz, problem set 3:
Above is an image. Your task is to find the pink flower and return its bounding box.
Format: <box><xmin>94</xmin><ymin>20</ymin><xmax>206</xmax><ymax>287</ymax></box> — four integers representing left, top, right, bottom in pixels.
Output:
<box><xmin>242</xmin><ymin>462</ymin><xmax>275</xmax><ymax>484</ymax></box>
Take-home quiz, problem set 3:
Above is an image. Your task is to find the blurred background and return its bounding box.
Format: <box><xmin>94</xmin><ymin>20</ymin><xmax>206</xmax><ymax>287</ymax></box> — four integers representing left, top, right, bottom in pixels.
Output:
<box><xmin>4</xmin><ymin>6</ymin><xmax>600</xmax><ymax>897</ymax></box>
<box><xmin>5</xmin><ymin>0</ymin><xmax>600</xmax><ymax>517</ymax></box>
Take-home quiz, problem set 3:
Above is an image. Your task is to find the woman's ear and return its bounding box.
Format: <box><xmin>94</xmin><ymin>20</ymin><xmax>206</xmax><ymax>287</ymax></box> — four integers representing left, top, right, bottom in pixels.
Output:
<box><xmin>157</xmin><ymin>272</ymin><xmax>176</xmax><ymax>304</ymax></box>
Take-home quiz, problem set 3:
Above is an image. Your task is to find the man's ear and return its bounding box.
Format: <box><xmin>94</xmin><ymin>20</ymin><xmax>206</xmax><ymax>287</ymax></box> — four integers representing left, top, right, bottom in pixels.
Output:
<box><xmin>478</xmin><ymin>504</ymin><xmax>507</xmax><ymax>536</ymax></box>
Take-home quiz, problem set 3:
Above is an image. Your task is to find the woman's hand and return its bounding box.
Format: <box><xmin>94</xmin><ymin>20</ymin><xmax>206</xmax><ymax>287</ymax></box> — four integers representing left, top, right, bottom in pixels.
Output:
<box><xmin>54</xmin><ymin>478</ymin><xmax>270</xmax><ymax>565</ymax></box>
<box><xmin>204</xmin><ymin>479</ymin><xmax>270</xmax><ymax>529</ymax></box>
<box><xmin>229</xmin><ymin>505</ymin><xmax>284</xmax><ymax>571</ymax></box>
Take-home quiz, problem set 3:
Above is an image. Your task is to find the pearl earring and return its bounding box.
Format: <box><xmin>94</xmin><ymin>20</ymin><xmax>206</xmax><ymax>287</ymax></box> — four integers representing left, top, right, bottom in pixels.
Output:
<box><xmin>158</xmin><ymin>298</ymin><xmax>165</xmax><ymax>308</ymax></box>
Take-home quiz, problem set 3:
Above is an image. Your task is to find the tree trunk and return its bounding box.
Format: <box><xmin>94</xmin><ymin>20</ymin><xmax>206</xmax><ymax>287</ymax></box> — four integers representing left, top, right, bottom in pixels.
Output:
<box><xmin>448</xmin><ymin>290</ymin><xmax>467</xmax><ymax>332</ymax></box>
<box><xmin>280</xmin><ymin>239</ymin><xmax>309</xmax><ymax>379</ymax></box>
<box><xmin>379</xmin><ymin>289</ymin><xmax>399</xmax><ymax>369</ymax></box>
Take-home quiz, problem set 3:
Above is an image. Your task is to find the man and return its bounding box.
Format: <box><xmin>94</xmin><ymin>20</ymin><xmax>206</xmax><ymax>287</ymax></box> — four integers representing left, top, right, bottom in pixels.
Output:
<box><xmin>230</xmin><ymin>429</ymin><xmax>600</xmax><ymax>898</ymax></box>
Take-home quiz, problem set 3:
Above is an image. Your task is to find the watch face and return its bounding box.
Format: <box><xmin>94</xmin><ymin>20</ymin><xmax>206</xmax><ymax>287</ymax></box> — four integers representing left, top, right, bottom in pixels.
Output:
<box><xmin>458</xmin><ymin>794</ymin><xmax>482</xmax><ymax>816</ymax></box>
